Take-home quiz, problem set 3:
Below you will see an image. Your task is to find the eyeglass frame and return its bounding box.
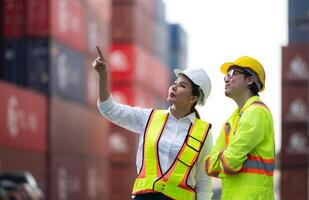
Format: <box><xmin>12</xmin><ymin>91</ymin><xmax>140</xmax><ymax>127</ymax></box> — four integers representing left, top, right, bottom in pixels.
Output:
<box><xmin>224</xmin><ymin>69</ymin><xmax>250</xmax><ymax>81</ymax></box>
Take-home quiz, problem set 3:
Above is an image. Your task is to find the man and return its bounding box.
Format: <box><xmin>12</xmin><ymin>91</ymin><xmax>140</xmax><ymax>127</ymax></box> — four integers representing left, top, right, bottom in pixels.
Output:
<box><xmin>205</xmin><ymin>56</ymin><xmax>275</xmax><ymax>199</ymax></box>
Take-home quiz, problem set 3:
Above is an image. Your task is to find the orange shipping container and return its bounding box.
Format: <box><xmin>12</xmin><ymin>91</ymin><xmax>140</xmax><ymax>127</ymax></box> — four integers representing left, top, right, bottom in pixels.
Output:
<box><xmin>0</xmin><ymin>81</ymin><xmax>47</xmax><ymax>153</ymax></box>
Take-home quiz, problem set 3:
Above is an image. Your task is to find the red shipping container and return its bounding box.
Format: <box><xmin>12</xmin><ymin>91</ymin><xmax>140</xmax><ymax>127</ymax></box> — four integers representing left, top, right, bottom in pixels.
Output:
<box><xmin>0</xmin><ymin>147</ymin><xmax>46</xmax><ymax>193</ymax></box>
<box><xmin>50</xmin><ymin>154</ymin><xmax>110</xmax><ymax>200</ymax></box>
<box><xmin>86</xmin><ymin>0</ymin><xmax>112</xmax><ymax>22</ymax></box>
<box><xmin>108</xmin><ymin>125</ymin><xmax>139</xmax><ymax>163</ymax></box>
<box><xmin>3</xmin><ymin>0</ymin><xmax>26</xmax><ymax>38</ymax></box>
<box><xmin>280</xmin><ymin>165</ymin><xmax>308</xmax><ymax>200</ymax></box>
<box><xmin>281</xmin><ymin>123</ymin><xmax>308</xmax><ymax>166</ymax></box>
<box><xmin>111</xmin><ymin>83</ymin><xmax>155</xmax><ymax>108</ymax></box>
<box><xmin>282</xmin><ymin>84</ymin><xmax>308</xmax><ymax>122</ymax></box>
<box><xmin>50</xmin><ymin>97</ymin><xmax>110</xmax><ymax>158</ymax></box>
<box><xmin>27</xmin><ymin>0</ymin><xmax>49</xmax><ymax>36</ymax></box>
<box><xmin>112</xmin><ymin>3</ymin><xmax>154</xmax><ymax>53</ymax></box>
<box><xmin>51</xmin><ymin>0</ymin><xmax>86</xmax><ymax>52</ymax></box>
<box><xmin>110</xmin><ymin>162</ymin><xmax>137</xmax><ymax>200</ymax></box>
<box><xmin>0</xmin><ymin>81</ymin><xmax>47</xmax><ymax>153</ymax></box>
<box><xmin>282</xmin><ymin>44</ymin><xmax>309</xmax><ymax>81</ymax></box>
<box><xmin>110</xmin><ymin>43</ymin><xmax>170</xmax><ymax>98</ymax></box>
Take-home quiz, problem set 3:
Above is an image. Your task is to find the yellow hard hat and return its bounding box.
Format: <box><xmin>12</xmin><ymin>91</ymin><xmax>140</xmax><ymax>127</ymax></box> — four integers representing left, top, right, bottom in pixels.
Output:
<box><xmin>220</xmin><ymin>56</ymin><xmax>265</xmax><ymax>92</ymax></box>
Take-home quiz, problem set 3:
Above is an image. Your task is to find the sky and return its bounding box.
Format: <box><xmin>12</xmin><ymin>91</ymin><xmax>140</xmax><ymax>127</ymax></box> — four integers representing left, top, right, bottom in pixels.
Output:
<box><xmin>164</xmin><ymin>0</ymin><xmax>288</xmax><ymax>152</ymax></box>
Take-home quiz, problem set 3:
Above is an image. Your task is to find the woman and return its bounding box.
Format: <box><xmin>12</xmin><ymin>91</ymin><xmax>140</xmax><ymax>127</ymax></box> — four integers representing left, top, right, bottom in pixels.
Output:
<box><xmin>92</xmin><ymin>47</ymin><xmax>213</xmax><ymax>200</ymax></box>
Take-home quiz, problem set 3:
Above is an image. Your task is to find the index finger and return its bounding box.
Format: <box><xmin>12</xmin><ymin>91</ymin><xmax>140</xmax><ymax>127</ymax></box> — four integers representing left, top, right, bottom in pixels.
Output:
<box><xmin>96</xmin><ymin>46</ymin><xmax>105</xmax><ymax>61</ymax></box>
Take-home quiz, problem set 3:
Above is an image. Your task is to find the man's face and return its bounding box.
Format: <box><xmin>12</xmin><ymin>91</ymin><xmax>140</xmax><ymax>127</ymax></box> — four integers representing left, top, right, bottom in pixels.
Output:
<box><xmin>224</xmin><ymin>69</ymin><xmax>249</xmax><ymax>98</ymax></box>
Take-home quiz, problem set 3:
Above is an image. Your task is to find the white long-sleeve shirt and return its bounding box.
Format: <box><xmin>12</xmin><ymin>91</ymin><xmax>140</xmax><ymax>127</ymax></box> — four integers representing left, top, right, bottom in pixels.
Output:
<box><xmin>98</xmin><ymin>96</ymin><xmax>213</xmax><ymax>200</ymax></box>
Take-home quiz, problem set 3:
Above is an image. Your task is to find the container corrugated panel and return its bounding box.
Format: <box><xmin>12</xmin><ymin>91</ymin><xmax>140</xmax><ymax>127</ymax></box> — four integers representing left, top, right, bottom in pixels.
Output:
<box><xmin>108</xmin><ymin>125</ymin><xmax>139</xmax><ymax>163</ymax></box>
<box><xmin>3</xmin><ymin>38</ymin><xmax>27</xmax><ymax>86</ymax></box>
<box><xmin>282</xmin><ymin>44</ymin><xmax>309</xmax><ymax>81</ymax></box>
<box><xmin>281</xmin><ymin>122</ymin><xmax>308</xmax><ymax>166</ymax></box>
<box><xmin>84</xmin><ymin>108</ymin><xmax>110</xmax><ymax>159</ymax></box>
<box><xmin>110</xmin><ymin>43</ymin><xmax>170</xmax><ymax>98</ymax></box>
<box><xmin>3</xmin><ymin>0</ymin><xmax>26</xmax><ymax>38</ymax></box>
<box><xmin>112</xmin><ymin>3</ymin><xmax>154</xmax><ymax>53</ymax></box>
<box><xmin>169</xmin><ymin>24</ymin><xmax>188</xmax><ymax>51</ymax></box>
<box><xmin>86</xmin><ymin>8</ymin><xmax>110</xmax><ymax>57</ymax></box>
<box><xmin>154</xmin><ymin>0</ymin><xmax>166</xmax><ymax>22</ymax></box>
<box><xmin>26</xmin><ymin>0</ymin><xmax>49</xmax><ymax>37</ymax></box>
<box><xmin>50</xmin><ymin>154</ymin><xmax>111</xmax><ymax>200</ymax></box>
<box><xmin>50</xmin><ymin>0</ymin><xmax>86</xmax><ymax>52</ymax></box>
<box><xmin>86</xmin><ymin>0</ymin><xmax>112</xmax><ymax>22</ymax></box>
<box><xmin>50</xmin><ymin>96</ymin><xmax>110</xmax><ymax>158</ymax></box>
<box><xmin>49</xmin><ymin>97</ymin><xmax>85</xmax><ymax>155</ymax></box>
<box><xmin>0</xmin><ymin>81</ymin><xmax>47</xmax><ymax>153</ymax></box>
<box><xmin>50</xmin><ymin>41</ymin><xmax>86</xmax><ymax>103</ymax></box>
<box><xmin>154</xmin><ymin>20</ymin><xmax>169</xmax><ymax>66</ymax></box>
<box><xmin>282</xmin><ymin>84</ymin><xmax>308</xmax><ymax>122</ymax></box>
<box><xmin>280</xmin><ymin>165</ymin><xmax>308</xmax><ymax>200</ymax></box>
<box><xmin>110</xmin><ymin>162</ymin><xmax>136</xmax><ymax>200</ymax></box>
<box><xmin>111</xmin><ymin>82</ymin><xmax>155</xmax><ymax>108</ymax></box>
<box><xmin>0</xmin><ymin>147</ymin><xmax>46</xmax><ymax>193</ymax></box>
<box><xmin>27</xmin><ymin>37</ymin><xmax>50</xmax><ymax>94</ymax></box>
<box><xmin>83</xmin><ymin>158</ymin><xmax>110</xmax><ymax>200</ymax></box>
<box><xmin>50</xmin><ymin>154</ymin><xmax>84</xmax><ymax>200</ymax></box>
<box><xmin>289</xmin><ymin>0</ymin><xmax>309</xmax><ymax>19</ymax></box>
<box><xmin>289</xmin><ymin>27</ymin><xmax>309</xmax><ymax>43</ymax></box>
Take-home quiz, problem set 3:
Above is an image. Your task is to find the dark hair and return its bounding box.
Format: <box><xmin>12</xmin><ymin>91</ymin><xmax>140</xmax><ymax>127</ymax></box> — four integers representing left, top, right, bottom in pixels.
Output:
<box><xmin>242</xmin><ymin>70</ymin><xmax>259</xmax><ymax>96</ymax></box>
<box><xmin>187</xmin><ymin>77</ymin><xmax>201</xmax><ymax>119</ymax></box>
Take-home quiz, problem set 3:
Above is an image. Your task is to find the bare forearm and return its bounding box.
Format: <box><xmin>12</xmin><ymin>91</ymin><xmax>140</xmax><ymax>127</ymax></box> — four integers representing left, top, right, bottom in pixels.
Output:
<box><xmin>98</xmin><ymin>71</ymin><xmax>110</xmax><ymax>102</ymax></box>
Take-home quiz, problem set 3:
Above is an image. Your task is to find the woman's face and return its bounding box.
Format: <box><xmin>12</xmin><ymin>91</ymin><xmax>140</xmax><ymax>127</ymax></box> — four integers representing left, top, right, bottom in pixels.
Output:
<box><xmin>167</xmin><ymin>75</ymin><xmax>198</xmax><ymax>107</ymax></box>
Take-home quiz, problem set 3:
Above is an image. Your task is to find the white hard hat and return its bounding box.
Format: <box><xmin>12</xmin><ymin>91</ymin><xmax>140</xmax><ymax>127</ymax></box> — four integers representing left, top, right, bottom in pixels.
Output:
<box><xmin>174</xmin><ymin>68</ymin><xmax>211</xmax><ymax>105</ymax></box>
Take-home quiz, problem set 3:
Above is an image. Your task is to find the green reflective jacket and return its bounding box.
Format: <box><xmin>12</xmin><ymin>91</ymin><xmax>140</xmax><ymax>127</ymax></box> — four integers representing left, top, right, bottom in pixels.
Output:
<box><xmin>205</xmin><ymin>96</ymin><xmax>275</xmax><ymax>200</ymax></box>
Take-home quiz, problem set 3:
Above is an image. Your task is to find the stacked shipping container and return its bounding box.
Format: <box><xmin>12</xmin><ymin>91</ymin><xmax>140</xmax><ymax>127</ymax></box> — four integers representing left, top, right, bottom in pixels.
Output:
<box><xmin>1</xmin><ymin>0</ymin><xmax>187</xmax><ymax>199</ymax></box>
<box><xmin>281</xmin><ymin>44</ymin><xmax>309</xmax><ymax>199</ymax></box>
<box><xmin>109</xmin><ymin>0</ymin><xmax>172</xmax><ymax>198</ymax></box>
<box><xmin>1</xmin><ymin>0</ymin><xmax>112</xmax><ymax>199</ymax></box>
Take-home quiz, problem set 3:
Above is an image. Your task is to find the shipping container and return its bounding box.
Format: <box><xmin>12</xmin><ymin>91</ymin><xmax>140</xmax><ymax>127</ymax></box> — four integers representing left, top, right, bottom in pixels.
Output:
<box><xmin>280</xmin><ymin>165</ymin><xmax>308</xmax><ymax>200</ymax></box>
<box><xmin>154</xmin><ymin>20</ymin><xmax>169</xmax><ymax>66</ymax></box>
<box><xmin>282</xmin><ymin>44</ymin><xmax>309</xmax><ymax>81</ymax></box>
<box><xmin>3</xmin><ymin>0</ymin><xmax>26</xmax><ymax>38</ymax></box>
<box><xmin>169</xmin><ymin>24</ymin><xmax>188</xmax><ymax>51</ymax></box>
<box><xmin>50</xmin><ymin>0</ymin><xmax>87</xmax><ymax>52</ymax></box>
<box><xmin>86</xmin><ymin>9</ymin><xmax>110</xmax><ymax>57</ymax></box>
<box><xmin>154</xmin><ymin>0</ymin><xmax>166</xmax><ymax>22</ymax></box>
<box><xmin>26</xmin><ymin>0</ymin><xmax>49</xmax><ymax>37</ymax></box>
<box><xmin>110</xmin><ymin>43</ymin><xmax>170</xmax><ymax>98</ymax></box>
<box><xmin>50</xmin><ymin>97</ymin><xmax>110</xmax><ymax>158</ymax></box>
<box><xmin>282</xmin><ymin>84</ymin><xmax>308</xmax><ymax>122</ymax></box>
<box><xmin>112</xmin><ymin>3</ymin><xmax>154</xmax><ymax>53</ymax></box>
<box><xmin>281</xmin><ymin>122</ymin><xmax>308</xmax><ymax>166</ymax></box>
<box><xmin>50</xmin><ymin>41</ymin><xmax>86</xmax><ymax>103</ymax></box>
<box><xmin>108</xmin><ymin>125</ymin><xmax>139</xmax><ymax>163</ymax></box>
<box><xmin>86</xmin><ymin>0</ymin><xmax>112</xmax><ymax>22</ymax></box>
<box><xmin>27</xmin><ymin>37</ymin><xmax>50</xmax><ymax>93</ymax></box>
<box><xmin>111</xmin><ymin>83</ymin><xmax>155</xmax><ymax>108</ymax></box>
<box><xmin>49</xmin><ymin>154</ymin><xmax>111</xmax><ymax>200</ymax></box>
<box><xmin>0</xmin><ymin>81</ymin><xmax>47</xmax><ymax>153</ymax></box>
<box><xmin>110</xmin><ymin>162</ymin><xmax>137</xmax><ymax>200</ymax></box>
<box><xmin>0</xmin><ymin>147</ymin><xmax>46</xmax><ymax>193</ymax></box>
<box><xmin>3</xmin><ymin>38</ymin><xmax>27</xmax><ymax>86</ymax></box>
<box><xmin>289</xmin><ymin>0</ymin><xmax>309</xmax><ymax>19</ymax></box>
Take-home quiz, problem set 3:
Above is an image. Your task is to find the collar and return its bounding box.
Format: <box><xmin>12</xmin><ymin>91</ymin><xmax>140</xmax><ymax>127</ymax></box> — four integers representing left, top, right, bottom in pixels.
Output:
<box><xmin>168</xmin><ymin>107</ymin><xmax>196</xmax><ymax>123</ymax></box>
<box><xmin>238</xmin><ymin>95</ymin><xmax>260</xmax><ymax>115</ymax></box>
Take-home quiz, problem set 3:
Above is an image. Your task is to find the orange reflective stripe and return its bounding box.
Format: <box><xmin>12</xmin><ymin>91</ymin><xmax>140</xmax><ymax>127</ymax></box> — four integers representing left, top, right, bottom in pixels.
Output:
<box><xmin>240</xmin><ymin>155</ymin><xmax>275</xmax><ymax>176</ymax></box>
<box><xmin>220</xmin><ymin>151</ymin><xmax>237</xmax><ymax>175</ymax></box>
<box><xmin>205</xmin><ymin>157</ymin><xmax>219</xmax><ymax>177</ymax></box>
<box><xmin>224</xmin><ymin>123</ymin><xmax>231</xmax><ymax>146</ymax></box>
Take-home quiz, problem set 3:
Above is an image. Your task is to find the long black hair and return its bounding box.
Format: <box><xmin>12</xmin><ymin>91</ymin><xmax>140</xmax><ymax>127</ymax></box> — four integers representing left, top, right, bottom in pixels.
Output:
<box><xmin>187</xmin><ymin>77</ymin><xmax>201</xmax><ymax>119</ymax></box>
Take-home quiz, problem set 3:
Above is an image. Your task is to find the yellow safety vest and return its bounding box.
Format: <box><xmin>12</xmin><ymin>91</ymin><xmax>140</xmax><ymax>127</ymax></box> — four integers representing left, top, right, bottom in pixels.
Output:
<box><xmin>132</xmin><ymin>110</ymin><xmax>211</xmax><ymax>200</ymax></box>
<box><xmin>205</xmin><ymin>96</ymin><xmax>275</xmax><ymax>200</ymax></box>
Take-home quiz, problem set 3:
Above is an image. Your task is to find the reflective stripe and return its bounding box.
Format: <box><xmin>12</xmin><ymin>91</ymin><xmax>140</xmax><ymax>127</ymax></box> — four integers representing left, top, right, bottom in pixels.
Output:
<box><xmin>220</xmin><ymin>151</ymin><xmax>237</xmax><ymax>175</ymax></box>
<box><xmin>205</xmin><ymin>157</ymin><xmax>219</xmax><ymax>177</ymax></box>
<box><xmin>240</xmin><ymin>155</ymin><xmax>275</xmax><ymax>176</ymax></box>
<box><xmin>224</xmin><ymin>123</ymin><xmax>231</xmax><ymax>146</ymax></box>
